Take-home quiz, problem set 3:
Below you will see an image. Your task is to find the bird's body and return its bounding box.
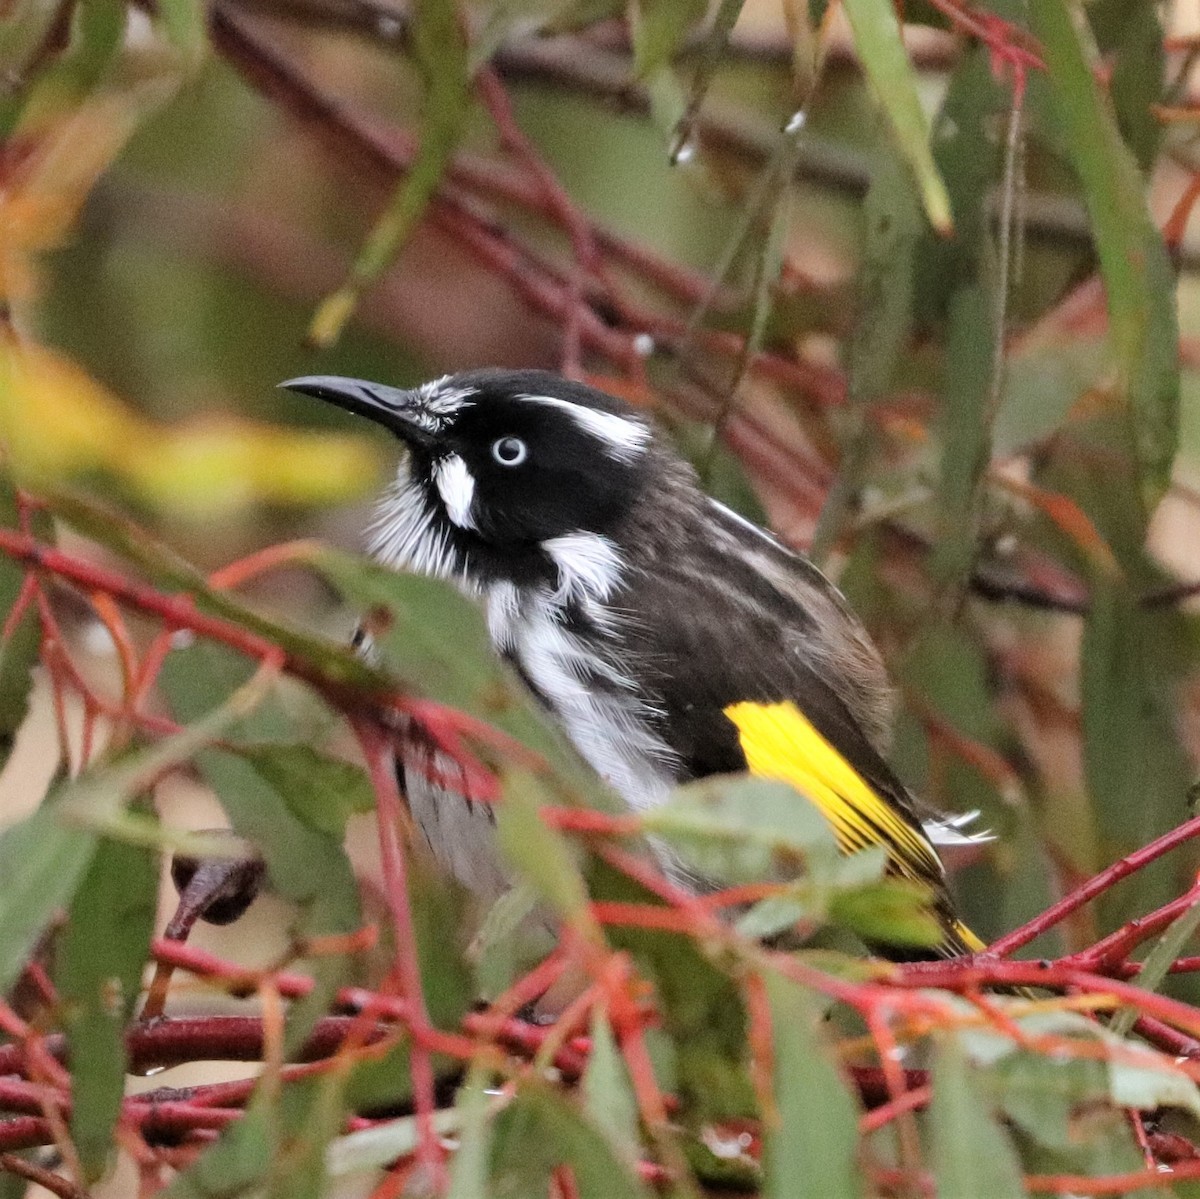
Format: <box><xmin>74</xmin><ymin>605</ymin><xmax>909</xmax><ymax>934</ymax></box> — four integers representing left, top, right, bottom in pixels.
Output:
<box><xmin>285</xmin><ymin>369</ymin><xmax>986</xmax><ymax>957</ymax></box>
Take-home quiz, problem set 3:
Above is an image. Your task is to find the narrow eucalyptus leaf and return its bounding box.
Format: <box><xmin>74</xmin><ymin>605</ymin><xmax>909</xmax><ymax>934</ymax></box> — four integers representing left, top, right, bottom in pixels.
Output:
<box><xmin>762</xmin><ymin>969</ymin><xmax>862</xmax><ymax>1199</ymax></box>
<box><xmin>57</xmin><ymin>834</ymin><xmax>158</xmax><ymax>1179</ymax></box>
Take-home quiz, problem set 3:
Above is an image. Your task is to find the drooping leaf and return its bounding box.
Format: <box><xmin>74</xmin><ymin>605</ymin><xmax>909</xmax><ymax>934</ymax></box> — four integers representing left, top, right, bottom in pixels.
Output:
<box><xmin>929</xmin><ymin>1037</ymin><xmax>1025</xmax><ymax>1199</ymax></box>
<box><xmin>669</xmin><ymin>0</ymin><xmax>747</xmax><ymax>160</ymax></box>
<box><xmin>163</xmin><ymin>1099</ymin><xmax>273</xmax><ymax>1199</ymax></box>
<box><xmin>842</xmin><ymin>0</ymin><xmax>952</xmax><ymax>234</ymax></box>
<box><xmin>761</xmin><ymin>968</ymin><xmax>861</xmax><ymax>1199</ymax></box>
<box><xmin>446</xmin><ymin>1071</ymin><xmax>494</xmax><ymax>1199</ymax></box>
<box><xmin>327</xmin><ymin>1108</ymin><xmax>462</xmax><ymax>1178</ymax></box>
<box><xmin>0</xmin><ymin>806</ymin><xmax>96</xmax><ymax>997</ymax></box>
<box><xmin>57</xmin><ymin>832</ymin><xmax>158</xmax><ymax>1180</ymax></box>
<box><xmin>583</xmin><ymin>1007</ymin><xmax>642</xmax><ymax>1166</ymax></box>
<box><xmin>1029</xmin><ymin>0</ymin><xmax>1179</xmax><ymax>513</ymax></box>
<box><xmin>592</xmin><ymin>854</ymin><xmax>749</xmax><ymax>1125</ymax></box>
<box><xmin>912</xmin><ymin>46</ymin><xmax>1006</xmax><ymax>325</ymax></box>
<box><xmin>982</xmin><ymin>1051</ymin><xmax>1108</xmax><ymax>1150</ymax></box>
<box><xmin>626</xmin><ymin>0</ymin><xmax>702</xmax><ymax>140</ymax></box>
<box><xmin>931</xmin><ymin>281</ymin><xmax>996</xmax><ymax>587</ymax></box>
<box><xmin>156</xmin><ymin>0</ymin><xmax>207</xmax><ymax>68</ymax></box>
<box><xmin>1</xmin><ymin>668</ymin><xmax>273</xmax><ymax>997</ymax></box>
<box><xmin>309</xmin><ymin>0</ymin><xmax>471</xmax><ymax>346</ymax></box>
<box><xmin>1093</xmin><ymin>0</ymin><xmax>1165</xmax><ymax>173</ymax></box>
<box><xmin>471</xmin><ymin>882</ymin><xmax>554</xmax><ymax>1000</ymax></box>
<box><xmin>1109</xmin><ymin>1049</ymin><xmax>1200</xmax><ymax>1121</ymax></box>
<box><xmin>1080</xmin><ymin>581</ymin><xmax>1191</xmax><ymax>916</ymax></box>
<box><xmin>15</xmin><ymin>0</ymin><xmax>124</xmax><ymax>129</ymax></box>
<box><xmin>827</xmin><ymin>877</ymin><xmax>942</xmax><ymax>950</ymax></box>
<box><xmin>406</xmin><ymin>848</ymin><xmax>476</xmax><ymax>1031</ymax></box>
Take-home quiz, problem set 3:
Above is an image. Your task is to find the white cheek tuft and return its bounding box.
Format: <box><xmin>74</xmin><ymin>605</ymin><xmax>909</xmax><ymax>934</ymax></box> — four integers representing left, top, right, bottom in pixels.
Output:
<box><xmin>368</xmin><ymin>467</ymin><xmax>461</xmax><ymax>581</ymax></box>
<box><xmin>433</xmin><ymin>455</ymin><xmax>477</xmax><ymax>530</ymax></box>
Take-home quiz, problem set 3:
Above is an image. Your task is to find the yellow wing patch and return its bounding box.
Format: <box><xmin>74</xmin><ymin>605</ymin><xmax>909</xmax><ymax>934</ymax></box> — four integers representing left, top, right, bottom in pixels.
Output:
<box><xmin>722</xmin><ymin>700</ymin><xmax>942</xmax><ymax>887</ymax></box>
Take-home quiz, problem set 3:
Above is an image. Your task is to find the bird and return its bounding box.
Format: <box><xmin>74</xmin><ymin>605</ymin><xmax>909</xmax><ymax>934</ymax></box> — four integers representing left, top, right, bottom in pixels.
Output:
<box><xmin>283</xmin><ymin>369</ymin><xmax>989</xmax><ymax>958</ymax></box>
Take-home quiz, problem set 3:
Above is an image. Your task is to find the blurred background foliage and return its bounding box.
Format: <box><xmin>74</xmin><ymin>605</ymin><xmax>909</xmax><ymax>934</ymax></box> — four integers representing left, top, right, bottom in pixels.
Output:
<box><xmin>3</xmin><ymin>0</ymin><xmax>1200</xmax><ymax>1009</ymax></box>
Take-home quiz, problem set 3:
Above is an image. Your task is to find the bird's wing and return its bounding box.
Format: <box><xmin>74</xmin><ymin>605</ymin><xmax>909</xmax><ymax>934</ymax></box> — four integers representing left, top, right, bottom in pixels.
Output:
<box><xmin>619</xmin><ymin>536</ymin><xmax>983</xmax><ymax>957</ymax></box>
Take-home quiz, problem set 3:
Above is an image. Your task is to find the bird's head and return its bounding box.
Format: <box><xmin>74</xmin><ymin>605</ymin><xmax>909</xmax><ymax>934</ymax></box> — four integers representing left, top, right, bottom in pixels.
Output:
<box><xmin>283</xmin><ymin>369</ymin><xmax>655</xmax><ymax>589</ymax></box>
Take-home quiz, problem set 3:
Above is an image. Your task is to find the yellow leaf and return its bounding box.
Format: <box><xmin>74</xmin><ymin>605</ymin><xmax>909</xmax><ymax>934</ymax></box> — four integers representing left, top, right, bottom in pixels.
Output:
<box><xmin>0</xmin><ymin>341</ymin><xmax>386</xmax><ymax>515</ymax></box>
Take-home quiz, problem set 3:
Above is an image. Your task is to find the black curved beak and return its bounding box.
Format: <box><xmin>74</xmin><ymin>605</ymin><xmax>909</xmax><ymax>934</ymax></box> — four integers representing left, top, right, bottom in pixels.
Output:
<box><xmin>280</xmin><ymin>375</ymin><xmax>438</xmax><ymax>449</ymax></box>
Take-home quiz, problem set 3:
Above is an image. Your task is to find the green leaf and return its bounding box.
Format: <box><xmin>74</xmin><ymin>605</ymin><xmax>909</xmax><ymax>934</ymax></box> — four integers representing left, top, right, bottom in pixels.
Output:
<box><xmin>583</xmin><ymin>1008</ymin><xmax>642</xmax><ymax>1166</ymax></box>
<box><xmin>1098</xmin><ymin>0</ymin><xmax>1166</xmax><ymax>174</ymax></box>
<box><xmin>0</xmin><ymin>806</ymin><xmax>96</xmax><ymax>997</ymax></box>
<box><xmin>761</xmin><ymin>968</ymin><xmax>862</xmax><ymax>1199</ymax></box>
<box><xmin>0</xmin><ymin>472</ymin><xmax>44</xmax><ymax>764</ymax></box>
<box><xmin>164</xmin><ymin>1100</ymin><xmax>272</xmax><ymax>1198</ymax></box>
<box><xmin>912</xmin><ymin>46</ymin><xmax>1007</xmax><ymax>325</ymax></box>
<box><xmin>471</xmin><ymin>882</ymin><xmax>554</xmax><ymax>1001</ymax></box>
<box><xmin>592</xmin><ymin>855</ymin><xmax>748</xmax><ymax>1124</ymax></box>
<box><xmin>848</xmin><ymin>152</ymin><xmax>921</xmax><ymax>405</ymax></box>
<box><xmin>1109</xmin><ymin>1051</ymin><xmax>1200</xmax><ymax>1121</ymax></box>
<box><xmin>327</xmin><ymin>1107</ymin><xmax>462</xmax><ymax>1177</ymax></box>
<box><xmin>159</xmin><ymin>649</ymin><xmax>362</xmax><ymax>1051</ymax></box>
<box><xmin>932</xmin><ymin>282</ymin><xmax>995</xmax><ymax>586</ymax></box>
<box><xmin>491</xmin><ymin>1086</ymin><xmax>652</xmax><ymax>1199</ymax></box>
<box><xmin>641</xmin><ymin>776</ymin><xmax>839</xmax><ymax>886</ymax></box>
<box><xmin>239</xmin><ymin>744</ymin><xmax>375</xmax><ymax>839</ymax></box>
<box><xmin>156</xmin><ymin>0</ymin><xmax>207</xmax><ymax>67</ymax></box>
<box><xmin>407</xmin><ymin>849</ymin><xmax>475</xmax><ymax>1031</ymax></box>
<box><xmin>495</xmin><ymin>769</ymin><xmax>601</xmax><ymax>945</ymax></box>
<box><xmin>0</xmin><ymin>668</ymin><xmax>273</xmax><ymax>998</ymax></box>
<box><xmin>629</xmin><ymin>0</ymin><xmax>704</xmax><ymax>80</ymax></box>
<box><xmin>930</xmin><ymin>1037</ymin><xmax>1025</xmax><ymax>1199</ymax></box>
<box><xmin>446</xmin><ymin>1071</ymin><xmax>492</xmax><ymax>1199</ymax></box>
<box><xmin>57</xmin><ymin>833</ymin><xmax>158</xmax><ymax>1180</ymax></box>
<box><xmin>809</xmin><ymin>145</ymin><xmax>922</xmax><ymax>561</ymax></box>
<box><xmin>1109</xmin><ymin>895</ymin><xmax>1200</xmax><ymax>1039</ymax></box>
<box><xmin>842</xmin><ymin>0</ymin><xmax>952</xmax><ymax>234</ymax></box>
<box><xmin>983</xmin><ymin>1051</ymin><xmax>1107</xmax><ymax>1150</ymax></box>
<box><xmin>15</xmin><ymin>0</ymin><xmax>125</xmax><ymax>129</ymax></box>
<box><xmin>309</xmin><ymin>0</ymin><xmax>471</xmax><ymax>347</ymax></box>
<box><xmin>669</xmin><ymin>0</ymin><xmax>746</xmax><ymax>159</ymax></box>
<box><xmin>1029</xmin><ymin>0</ymin><xmax>1179</xmax><ymax>512</ymax></box>
<box><xmin>166</xmin><ymin>1078</ymin><xmax>348</xmax><ymax>1199</ymax></box>
<box><xmin>733</xmin><ymin>845</ymin><xmax>891</xmax><ymax>941</ymax></box>
<box><xmin>828</xmin><ymin>877</ymin><xmax>942</xmax><ymax>950</ymax></box>
<box><xmin>1081</xmin><ymin>582</ymin><xmax>1191</xmax><ymax>877</ymax></box>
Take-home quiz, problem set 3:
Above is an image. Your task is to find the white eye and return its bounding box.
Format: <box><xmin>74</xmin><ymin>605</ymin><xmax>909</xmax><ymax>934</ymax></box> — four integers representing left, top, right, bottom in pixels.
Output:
<box><xmin>491</xmin><ymin>436</ymin><xmax>528</xmax><ymax>466</ymax></box>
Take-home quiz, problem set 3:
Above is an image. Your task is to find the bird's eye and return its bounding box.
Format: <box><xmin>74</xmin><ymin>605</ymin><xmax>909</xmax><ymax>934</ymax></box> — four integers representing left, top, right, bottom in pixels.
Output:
<box><xmin>491</xmin><ymin>436</ymin><xmax>528</xmax><ymax>467</ymax></box>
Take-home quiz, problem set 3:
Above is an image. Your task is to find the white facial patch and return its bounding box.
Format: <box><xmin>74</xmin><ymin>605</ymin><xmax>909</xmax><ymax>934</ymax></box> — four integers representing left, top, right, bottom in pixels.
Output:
<box><xmin>522</xmin><ymin>394</ymin><xmax>651</xmax><ymax>464</ymax></box>
<box><xmin>433</xmin><ymin>454</ymin><xmax>476</xmax><ymax>529</ymax></box>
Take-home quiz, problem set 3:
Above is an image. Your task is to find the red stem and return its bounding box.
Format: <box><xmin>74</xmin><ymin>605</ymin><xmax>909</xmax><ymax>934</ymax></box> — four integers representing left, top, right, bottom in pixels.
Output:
<box><xmin>986</xmin><ymin>814</ymin><xmax>1200</xmax><ymax>957</ymax></box>
<box><xmin>354</xmin><ymin>720</ymin><xmax>447</xmax><ymax>1192</ymax></box>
